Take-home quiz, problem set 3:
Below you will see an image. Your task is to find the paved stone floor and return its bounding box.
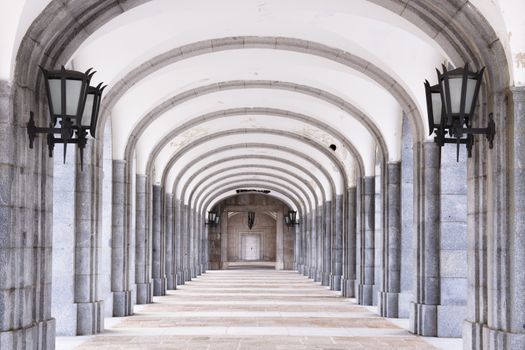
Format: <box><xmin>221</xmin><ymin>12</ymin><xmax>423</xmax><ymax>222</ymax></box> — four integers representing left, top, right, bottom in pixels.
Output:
<box><xmin>57</xmin><ymin>269</ymin><xmax>458</xmax><ymax>349</ymax></box>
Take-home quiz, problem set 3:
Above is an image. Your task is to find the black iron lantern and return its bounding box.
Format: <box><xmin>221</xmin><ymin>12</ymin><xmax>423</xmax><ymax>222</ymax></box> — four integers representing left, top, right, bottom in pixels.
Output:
<box><xmin>27</xmin><ymin>66</ymin><xmax>105</xmax><ymax>169</ymax></box>
<box><xmin>248</xmin><ymin>211</ymin><xmax>256</xmax><ymax>230</ymax></box>
<box><xmin>82</xmin><ymin>83</ymin><xmax>106</xmax><ymax>137</ymax></box>
<box><xmin>425</xmin><ymin>63</ymin><xmax>495</xmax><ymax>161</ymax></box>
<box><xmin>424</xmin><ymin>80</ymin><xmax>444</xmax><ymax>134</ymax></box>
<box><xmin>285</xmin><ymin>211</ymin><xmax>298</xmax><ymax>226</ymax></box>
<box><xmin>206</xmin><ymin>211</ymin><xmax>220</xmax><ymax>225</ymax></box>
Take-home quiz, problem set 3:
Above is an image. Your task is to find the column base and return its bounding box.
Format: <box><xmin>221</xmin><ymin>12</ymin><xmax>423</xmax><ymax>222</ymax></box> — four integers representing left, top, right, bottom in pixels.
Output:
<box><xmin>341</xmin><ymin>278</ymin><xmax>355</xmax><ymax>298</ymax></box>
<box><xmin>379</xmin><ymin>291</ymin><xmax>399</xmax><ymax>318</ymax></box>
<box><xmin>176</xmin><ymin>271</ymin><xmax>185</xmax><ymax>285</ymax></box>
<box><xmin>409</xmin><ymin>302</ymin><xmax>437</xmax><ymax>336</ymax></box>
<box><xmin>463</xmin><ymin>320</ymin><xmax>484</xmax><ymax>350</ymax></box>
<box><xmin>308</xmin><ymin>267</ymin><xmax>316</xmax><ymax>279</ymax></box>
<box><xmin>76</xmin><ymin>301</ymin><xmax>104</xmax><ymax>335</ymax></box>
<box><xmin>113</xmin><ymin>290</ymin><xmax>134</xmax><ymax>317</ymax></box>
<box><xmin>302</xmin><ymin>265</ymin><xmax>309</xmax><ymax>277</ymax></box>
<box><xmin>321</xmin><ymin>272</ymin><xmax>330</xmax><ymax>286</ymax></box>
<box><xmin>357</xmin><ymin>283</ymin><xmax>374</xmax><ymax>306</ymax></box>
<box><xmin>314</xmin><ymin>269</ymin><xmax>322</xmax><ymax>282</ymax></box>
<box><xmin>191</xmin><ymin>266</ymin><xmax>197</xmax><ymax>278</ymax></box>
<box><xmin>0</xmin><ymin>318</ymin><xmax>56</xmax><ymax>350</ymax></box>
<box><xmin>166</xmin><ymin>274</ymin><xmax>177</xmax><ymax>290</ymax></box>
<box><xmin>330</xmin><ymin>274</ymin><xmax>342</xmax><ymax>291</ymax></box>
<box><xmin>136</xmin><ymin>282</ymin><xmax>153</xmax><ymax>304</ymax></box>
<box><xmin>184</xmin><ymin>268</ymin><xmax>192</xmax><ymax>281</ymax></box>
<box><xmin>481</xmin><ymin>324</ymin><xmax>525</xmax><ymax>350</ymax></box>
<box><xmin>153</xmin><ymin>277</ymin><xmax>167</xmax><ymax>296</ymax></box>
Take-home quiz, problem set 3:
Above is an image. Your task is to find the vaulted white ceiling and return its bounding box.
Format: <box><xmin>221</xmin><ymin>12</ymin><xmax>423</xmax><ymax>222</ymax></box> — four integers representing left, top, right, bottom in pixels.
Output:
<box><xmin>2</xmin><ymin>0</ymin><xmax>522</xmax><ymax>214</ymax></box>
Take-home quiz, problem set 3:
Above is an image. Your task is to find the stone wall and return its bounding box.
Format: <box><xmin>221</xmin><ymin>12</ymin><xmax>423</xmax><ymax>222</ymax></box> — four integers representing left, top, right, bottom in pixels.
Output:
<box><xmin>400</xmin><ymin>115</ymin><xmax>414</xmax><ymax>318</ymax></box>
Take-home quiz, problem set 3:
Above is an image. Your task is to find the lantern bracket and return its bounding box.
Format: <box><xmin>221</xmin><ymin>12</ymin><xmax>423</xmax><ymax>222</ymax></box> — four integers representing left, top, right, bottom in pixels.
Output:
<box><xmin>433</xmin><ymin>113</ymin><xmax>495</xmax><ymax>160</ymax></box>
<box><xmin>27</xmin><ymin>111</ymin><xmax>89</xmax><ymax>170</ymax></box>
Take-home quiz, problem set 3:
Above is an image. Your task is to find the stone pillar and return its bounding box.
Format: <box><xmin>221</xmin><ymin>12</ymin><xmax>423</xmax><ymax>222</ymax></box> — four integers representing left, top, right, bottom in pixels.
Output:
<box><xmin>399</xmin><ymin>115</ymin><xmax>415</xmax><ymax>318</ymax></box>
<box><xmin>473</xmin><ymin>87</ymin><xmax>525</xmax><ymax>350</ymax></box>
<box><xmin>152</xmin><ymin>185</ymin><xmax>166</xmax><ymax>296</ymax></box>
<box><xmin>174</xmin><ymin>199</ymin><xmax>184</xmax><ymax>285</ymax></box>
<box><xmin>0</xmin><ymin>81</ymin><xmax>55</xmax><ymax>349</ymax></box>
<box><xmin>193</xmin><ymin>209</ymin><xmax>201</xmax><ymax>276</ymax></box>
<box><xmin>342</xmin><ymin>187</ymin><xmax>357</xmax><ymax>297</ymax></box>
<box><xmin>201</xmin><ymin>212</ymin><xmax>208</xmax><ymax>272</ymax></box>
<box><xmin>374</xmin><ymin>170</ymin><xmax>383</xmax><ymax>306</ymax></box>
<box><xmin>135</xmin><ymin>175</ymin><xmax>152</xmax><ymax>304</ymax></box>
<box><xmin>165</xmin><ymin>194</ymin><xmax>175</xmax><ymax>289</ymax></box>
<box><xmin>322</xmin><ymin>202</ymin><xmax>332</xmax><ymax>286</ymax></box>
<box><xmin>358</xmin><ymin>176</ymin><xmax>375</xmax><ymax>305</ymax></box>
<box><xmin>276</xmin><ymin>210</ymin><xmax>285</xmax><ymax>270</ymax></box>
<box><xmin>112</xmin><ymin>160</ymin><xmax>133</xmax><ymax>316</ymax></box>
<box><xmin>506</xmin><ymin>88</ymin><xmax>525</xmax><ymax>349</ymax></box>
<box><xmin>315</xmin><ymin>206</ymin><xmax>323</xmax><ymax>282</ymax></box>
<box><xmin>183</xmin><ymin>205</ymin><xmax>191</xmax><ymax>281</ymax></box>
<box><xmin>304</xmin><ymin>213</ymin><xmax>311</xmax><ymax>277</ymax></box>
<box><xmin>74</xmin><ymin>143</ymin><xmax>104</xmax><ymax>334</ymax></box>
<box><xmin>294</xmin><ymin>216</ymin><xmax>300</xmax><ymax>271</ymax></box>
<box><xmin>331</xmin><ymin>195</ymin><xmax>343</xmax><ymax>291</ymax></box>
<box><xmin>297</xmin><ymin>214</ymin><xmax>307</xmax><ymax>275</ymax></box>
<box><xmin>220</xmin><ymin>208</ymin><xmax>228</xmax><ymax>269</ymax></box>
<box><xmin>410</xmin><ymin>141</ymin><xmax>440</xmax><ymax>336</ymax></box>
<box><xmin>189</xmin><ymin>207</ymin><xmax>197</xmax><ymax>278</ymax></box>
<box><xmin>189</xmin><ymin>208</ymin><xmax>196</xmax><ymax>277</ymax></box>
<box><xmin>379</xmin><ymin>162</ymin><xmax>402</xmax><ymax>318</ymax></box>
<box><xmin>309</xmin><ymin>210</ymin><xmax>316</xmax><ymax>278</ymax></box>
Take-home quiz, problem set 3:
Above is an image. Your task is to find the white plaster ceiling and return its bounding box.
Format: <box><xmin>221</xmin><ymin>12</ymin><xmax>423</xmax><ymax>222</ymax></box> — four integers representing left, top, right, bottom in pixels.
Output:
<box><xmin>182</xmin><ymin>160</ymin><xmax>325</xmax><ymax>206</ymax></box>
<box><xmin>167</xmin><ymin>136</ymin><xmax>344</xmax><ymax>198</ymax></box>
<box><xmin>191</xmin><ymin>169</ymin><xmax>317</xmax><ymax>211</ymax></box>
<box><xmin>2</xmin><ymin>0</ymin><xmax>523</xmax><ymax>212</ymax></box>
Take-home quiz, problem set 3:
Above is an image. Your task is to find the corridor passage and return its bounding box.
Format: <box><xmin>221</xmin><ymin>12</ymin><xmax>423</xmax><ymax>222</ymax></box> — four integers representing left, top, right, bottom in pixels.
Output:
<box><xmin>65</xmin><ymin>270</ymin><xmax>438</xmax><ymax>350</ymax></box>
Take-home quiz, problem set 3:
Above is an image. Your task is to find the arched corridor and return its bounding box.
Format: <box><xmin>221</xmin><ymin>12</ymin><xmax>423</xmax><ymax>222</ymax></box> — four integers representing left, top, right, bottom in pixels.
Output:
<box><xmin>1</xmin><ymin>1</ymin><xmax>525</xmax><ymax>350</ymax></box>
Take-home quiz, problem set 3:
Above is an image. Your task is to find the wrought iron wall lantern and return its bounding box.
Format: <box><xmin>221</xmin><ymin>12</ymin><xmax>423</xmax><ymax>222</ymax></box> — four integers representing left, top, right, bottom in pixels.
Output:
<box><xmin>206</xmin><ymin>211</ymin><xmax>220</xmax><ymax>226</ymax></box>
<box><xmin>424</xmin><ymin>63</ymin><xmax>495</xmax><ymax>161</ymax></box>
<box><xmin>284</xmin><ymin>211</ymin><xmax>298</xmax><ymax>227</ymax></box>
<box><xmin>27</xmin><ymin>66</ymin><xmax>106</xmax><ymax>170</ymax></box>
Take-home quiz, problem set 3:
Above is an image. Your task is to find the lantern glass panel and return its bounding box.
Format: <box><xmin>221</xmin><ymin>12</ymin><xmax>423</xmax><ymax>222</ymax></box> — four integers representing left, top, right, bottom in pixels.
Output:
<box><xmin>442</xmin><ymin>77</ymin><xmax>461</xmax><ymax>114</ymax></box>
<box><xmin>464</xmin><ymin>78</ymin><xmax>477</xmax><ymax>113</ymax></box>
<box><xmin>82</xmin><ymin>93</ymin><xmax>95</xmax><ymax>128</ymax></box>
<box><xmin>285</xmin><ymin>216</ymin><xmax>290</xmax><ymax>225</ymax></box>
<box><xmin>66</xmin><ymin>79</ymin><xmax>83</xmax><ymax>117</ymax></box>
<box><xmin>442</xmin><ymin>76</ymin><xmax>477</xmax><ymax>115</ymax></box>
<box><xmin>431</xmin><ymin>92</ymin><xmax>442</xmax><ymax>125</ymax></box>
<box><xmin>49</xmin><ymin>79</ymin><xmax>62</xmax><ymax>115</ymax></box>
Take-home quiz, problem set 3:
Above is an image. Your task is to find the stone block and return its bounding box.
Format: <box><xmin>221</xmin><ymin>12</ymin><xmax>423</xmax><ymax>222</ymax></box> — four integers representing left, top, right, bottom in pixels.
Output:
<box><xmin>437</xmin><ymin>304</ymin><xmax>466</xmax><ymax>337</ymax></box>
<box><xmin>440</xmin><ymin>194</ymin><xmax>467</xmax><ymax>222</ymax></box>
<box><xmin>112</xmin><ymin>291</ymin><xmax>132</xmax><ymax>317</ymax></box>
<box><xmin>420</xmin><ymin>304</ymin><xmax>438</xmax><ymax>336</ymax></box>
<box><xmin>398</xmin><ymin>292</ymin><xmax>412</xmax><ymax>318</ymax></box>
<box><xmin>441</xmin><ymin>277</ymin><xmax>467</xmax><ymax>306</ymax></box>
<box><xmin>53</xmin><ymin>301</ymin><xmax>77</xmax><ymax>336</ymax></box>
<box><xmin>423</xmin><ymin>277</ymin><xmax>440</xmax><ymax>304</ymax></box>
<box><xmin>0</xmin><ymin>249</ymin><xmax>13</xmax><ymax>290</ymax></box>
<box><xmin>440</xmin><ymin>222</ymin><xmax>468</xmax><ymax>249</ymax></box>
<box><xmin>440</xmin><ymin>250</ymin><xmax>467</xmax><ymax>278</ymax></box>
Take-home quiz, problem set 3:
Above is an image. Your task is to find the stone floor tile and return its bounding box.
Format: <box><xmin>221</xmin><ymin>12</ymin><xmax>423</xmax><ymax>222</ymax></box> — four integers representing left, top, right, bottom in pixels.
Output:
<box><xmin>58</xmin><ymin>270</ymin><xmax>441</xmax><ymax>350</ymax></box>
